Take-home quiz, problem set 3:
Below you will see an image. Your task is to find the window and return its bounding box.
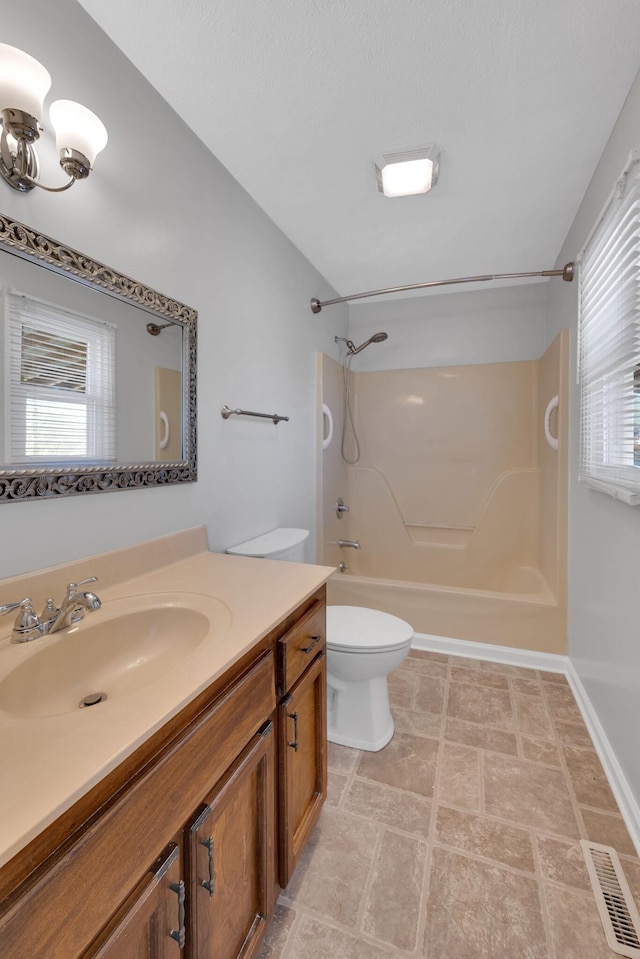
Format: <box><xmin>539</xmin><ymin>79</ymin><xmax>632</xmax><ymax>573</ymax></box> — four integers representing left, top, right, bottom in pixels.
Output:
<box><xmin>578</xmin><ymin>152</ymin><xmax>640</xmax><ymax>504</ymax></box>
<box><xmin>3</xmin><ymin>290</ymin><xmax>116</xmax><ymax>465</ymax></box>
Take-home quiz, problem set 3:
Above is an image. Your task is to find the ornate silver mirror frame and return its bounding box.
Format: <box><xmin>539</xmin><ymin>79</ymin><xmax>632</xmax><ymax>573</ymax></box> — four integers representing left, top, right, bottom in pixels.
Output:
<box><xmin>0</xmin><ymin>212</ymin><xmax>197</xmax><ymax>503</ymax></box>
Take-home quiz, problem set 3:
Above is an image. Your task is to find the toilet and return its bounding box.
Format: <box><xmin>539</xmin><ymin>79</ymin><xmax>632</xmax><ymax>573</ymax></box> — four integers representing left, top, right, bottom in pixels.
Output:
<box><xmin>226</xmin><ymin>528</ymin><xmax>414</xmax><ymax>751</ymax></box>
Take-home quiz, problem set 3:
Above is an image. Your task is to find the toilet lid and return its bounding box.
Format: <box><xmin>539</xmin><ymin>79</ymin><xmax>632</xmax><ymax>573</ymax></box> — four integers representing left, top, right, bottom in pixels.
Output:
<box><xmin>326</xmin><ymin>605</ymin><xmax>414</xmax><ymax>652</ymax></box>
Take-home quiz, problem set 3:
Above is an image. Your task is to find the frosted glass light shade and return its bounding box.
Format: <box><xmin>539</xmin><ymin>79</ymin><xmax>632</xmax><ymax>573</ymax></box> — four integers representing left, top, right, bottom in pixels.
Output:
<box><xmin>0</xmin><ymin>43</ymin><xmax>51</xmax><ymax>121</ymax></box>
<box><xmin>376</xmin><ymin>147</ymin><xmax>441</xmax><ymax>197</ymax></box>
<box><xmin>50</xmin><ymin>100</ymin><xmax>108</xmax><ymax>166</ymax></box>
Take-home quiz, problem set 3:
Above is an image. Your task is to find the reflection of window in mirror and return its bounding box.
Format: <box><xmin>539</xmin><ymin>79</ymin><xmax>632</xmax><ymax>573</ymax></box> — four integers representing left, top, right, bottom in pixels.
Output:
<box><xmin>3</xmin><ymin>290</ymin><xmax>116</xmax><ymax>465</ymax></box>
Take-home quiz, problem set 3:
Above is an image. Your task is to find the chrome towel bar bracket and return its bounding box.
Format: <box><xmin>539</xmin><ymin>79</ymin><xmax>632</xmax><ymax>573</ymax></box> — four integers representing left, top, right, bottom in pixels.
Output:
<box><xmin>221</xmin><ymin>404</ymin><xmax>289</xmax><ymax>425</ymax></box>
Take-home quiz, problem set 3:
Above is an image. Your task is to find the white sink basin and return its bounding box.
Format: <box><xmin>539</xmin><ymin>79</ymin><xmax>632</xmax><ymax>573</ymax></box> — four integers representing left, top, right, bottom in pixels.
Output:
<box><xmin>0</xmin><ymin>593</ymin><xmax>231</xmax><ymax>719</ymax></box>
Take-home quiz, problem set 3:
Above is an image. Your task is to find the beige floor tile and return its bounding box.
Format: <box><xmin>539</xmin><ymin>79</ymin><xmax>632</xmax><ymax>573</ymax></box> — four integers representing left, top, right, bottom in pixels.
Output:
<box><xmin>327</xmin><ymin>741</ymin><xmax>360</xmax><ymax>774</ymax></box>
<box><xmin>391</xmin><ymin>704</ymin><xmax>442</xmax><ymax>739</ymax></box>
<box><xmin>545</xmin><ymin>885</ymin><xmax>615</xmax><ymax>958</ymax></box>
<box><xmin>387</xmin><ymin>670</ymin><xmax>417</xmax><ymax>709</ymax></box>
<box><xmin>536</xmin><ymin>836</ymin><xmax>591</xmax><ymax>891</ymax></box>
<box><xmin>291</xmin><ymin>915</ymin><xmax>398</xmax><ymax>959</ymax></box>
<box><xmin>520</xmin><ymin>736</ymin><xmax>562</xmax><ymax>767</ymax></box>
<box><xmin>362</xmin><ymin>830</ymin><xmax>427</xmax><ymax>950</ymax></box>
<box><xmin>451</xmin><ymin>658</ymin><xmax>537</xmax><ymax>678</ymax></box>
<box><xmin>484</xmin><ymin>753</ymin><xmax>580</xmax><ymax>838</ymax></box>
<box><xmin>257</xmin><ymin>902</ymin><xmax>297</xmax><ymax>959</ymax></box>
<box><xmin>284</xmin><ymin>807</ymin><xmax>379</xmax><ymax>927</ymax></box>
<box><xmin>513</xmin><ymin>693</ymin><xmax>554</xmax><ymax>739</ymax></box>
<box><xmin>265</xmin><ymin>652</ymin><xmax>637</xmax><ymax>959</ymax></box>
<box><xmin>356</xmin><ymin>731</ymin><xmax>439</xmax><ymax>798</ymax></box>
<box><xmin>511</xmin><ymin>676</ymin><xmax>542</xmax><ymax>696</ymax></box>
<box><xmin>398</xmin><ymin>657</ymin><xmax>449</xmax><ymax>678</ymax></box>
<box><xmin>562</xmin><ymin>745</ymin><xmax>618</xmax><ymax>812</ymax></box>
<box><xmin>539</xmin><ymin>670</ymin><xmax>568</xmax><ymax>684</ymax></box>
<box><xmin>344</xmin><ymin>777</ymin><xmax>432</xmax><ymax>838</ymax></box>
<box><xmin>437</xmin><ymin>742</ymin><xmax>481</xmax><ymax>811</ymax></box>
<box><xmin>447</xmin><ymin>682</ymin><xmax>515</xmax><ymax>731</ymax></box>
<box><xmin>408</xmin><ymin>649</ymin><xmax>449</xmax><ymax>664</ymax></box>
<box><xmin>542</xmin><ymin>683</ymin><xmax>583</xmax><ymax>724</ymax></box>
<box><xmin>450</xmin><ymin>665</ymin><xmax>509</xmax><ymax>689</ymax></box>
<box><xmin>326</xmin><ymin>771</ymin><xmax>348</xmax><ymax>807</ymax></box>
<box><xmin>553</xmin><ymin>720</ymin><xmax>594</xmax><ymax>748</ymax></box>
<box><xmin>424</xmin><ymin>847</ymin><xmax>548</xmax><ymax>958</ymax></box>
<box><xmin>413</xmin><ymin>674</ymin><xmax>446</xmax><ymax>713</ymax></box>
<box><xmin>621</xmin><ymin>858</ymin><xmax>640</xmax><ymax>908</ymax></box>
<box><xmin>579</xmin><ymin>806</ymin><xmax>638</xmax><ymax>857</ymax></box>
<box><xmin>435</xmin><ymin>805</ymin><xmax>535</xmax><ymax>872</ymax></box>
<box><xmin>445</xmin><ymin>717</ymin><xmax>518</xmax><ymax>756</ymax></box>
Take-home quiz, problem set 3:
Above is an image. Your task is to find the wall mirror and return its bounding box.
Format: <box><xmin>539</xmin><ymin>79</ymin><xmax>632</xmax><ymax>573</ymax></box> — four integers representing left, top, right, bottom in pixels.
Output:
<box><xmin>0</xmin><ymin>213</ymin><xmax>197</xmax><ymax>503</ymax></box>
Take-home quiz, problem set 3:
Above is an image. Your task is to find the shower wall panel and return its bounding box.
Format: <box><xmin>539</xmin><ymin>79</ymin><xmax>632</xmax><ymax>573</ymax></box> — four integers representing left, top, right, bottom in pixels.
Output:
<box><xmin>320</xmin><ymin>332</ymin><xmax>568</xmax><ymax>654</ymax></box>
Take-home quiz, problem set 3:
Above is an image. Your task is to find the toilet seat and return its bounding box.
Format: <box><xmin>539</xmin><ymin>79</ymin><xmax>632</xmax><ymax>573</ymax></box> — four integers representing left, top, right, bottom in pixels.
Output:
<box><xmin>326</xmin><ymin>605</ymin><xmax>414</xmax><ymax>653</ymax></box>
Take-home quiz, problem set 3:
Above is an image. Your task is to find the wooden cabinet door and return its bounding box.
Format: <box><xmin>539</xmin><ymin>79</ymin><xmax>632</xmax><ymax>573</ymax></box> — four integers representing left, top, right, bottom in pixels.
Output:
<box><xmin>82</xmin><ymin>843</ymin><xmax>184</xmax><ymax>959</ymax></box>
<box><xmin>278</xmin><ymin>652</ymin><xmax>327</xmax><ymax>888</ymax></box>
<box><xmin>185</xmin><ymin>722</ymin><xmax>275</xmax><ymax>959</ymax></box>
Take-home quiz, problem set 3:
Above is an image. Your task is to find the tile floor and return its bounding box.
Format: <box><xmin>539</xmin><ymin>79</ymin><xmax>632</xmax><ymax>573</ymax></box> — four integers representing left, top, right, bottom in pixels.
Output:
<box><xmin>258</xmin><ymin>650</ymin><xmax>640</xmax><ymax>959</ymax></box>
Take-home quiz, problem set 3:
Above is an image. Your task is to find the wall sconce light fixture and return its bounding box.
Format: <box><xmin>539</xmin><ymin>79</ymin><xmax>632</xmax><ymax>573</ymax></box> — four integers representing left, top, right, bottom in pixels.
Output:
<box><xmin>0</xmin><ymin>43</ymin><xmax>108</xmax><ymax>194</ymax></box>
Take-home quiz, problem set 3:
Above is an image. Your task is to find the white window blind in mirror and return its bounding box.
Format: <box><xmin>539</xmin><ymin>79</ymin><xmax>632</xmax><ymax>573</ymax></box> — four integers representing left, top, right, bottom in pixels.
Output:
<box><xmin>578</xmin><ymin>153</ymin><xmax>640</xmax><ymax>505</ymax></box>
<box><xmin>3</xmin><ymin>289</ymin><xmax>116</xmax><ymax>465</ymax></box>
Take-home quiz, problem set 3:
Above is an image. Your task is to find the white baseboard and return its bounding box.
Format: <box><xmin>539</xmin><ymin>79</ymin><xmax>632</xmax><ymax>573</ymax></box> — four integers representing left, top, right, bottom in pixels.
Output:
<box><xmin>411</xmin><ymin>631</ymin><xmax>569</xmax><ymax>674</ymax></box>
<box><xmin>565</xmin><ymin>662</ymin><xmax>640</xmax><ymax>857</ymax></box>
<box><xmin>412</xmin><ymin>631</ymin><xmax>640</xmax><ymax>856</ymax></box>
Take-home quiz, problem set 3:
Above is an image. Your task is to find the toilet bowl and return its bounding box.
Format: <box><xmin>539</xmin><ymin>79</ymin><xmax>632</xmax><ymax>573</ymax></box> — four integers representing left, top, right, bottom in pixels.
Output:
<box><xmin>226</xmin><ymin>528</ymin><xmax>414</xmax><ymax>751</ymax></box>
<box><xmin>326</xmin><ymin>605</ymin><xmax>413</xmax><ymax>751</ymax></box>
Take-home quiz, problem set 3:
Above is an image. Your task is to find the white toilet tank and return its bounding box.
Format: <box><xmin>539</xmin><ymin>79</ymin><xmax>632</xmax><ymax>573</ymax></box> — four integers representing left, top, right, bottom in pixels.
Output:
<box><xmin>226</xmin><ymin>528</ymin><xmax>309</xmax><ymax>563</ymax></box>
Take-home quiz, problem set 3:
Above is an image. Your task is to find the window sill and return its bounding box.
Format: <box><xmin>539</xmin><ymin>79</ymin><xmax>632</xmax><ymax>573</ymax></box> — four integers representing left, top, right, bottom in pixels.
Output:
<box><xmin>579</xmin><ymin>474</ymin><xmax>640</xmax><ymax>506</ymax></box>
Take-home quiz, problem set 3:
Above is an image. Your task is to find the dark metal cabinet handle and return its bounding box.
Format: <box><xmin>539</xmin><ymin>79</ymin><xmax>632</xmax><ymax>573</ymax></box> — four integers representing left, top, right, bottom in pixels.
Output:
<box><xmin>201</xmin><ymin>836</ymin><xmax>215</xmax><ymax>896</ymax></box>
<box><xmin>288</xmin><ymin>711</ymin><xmax>299</xmax><ymax>751</ymax></box>
<box><xmin>169</xmin><ymin>879</ymin><xmax>186</xmax><ymax>949</ymax></box>
<box><xmin>301</xmin><ymin>634</ymin><xmax>321</xmax><ymax>654</ymax></box>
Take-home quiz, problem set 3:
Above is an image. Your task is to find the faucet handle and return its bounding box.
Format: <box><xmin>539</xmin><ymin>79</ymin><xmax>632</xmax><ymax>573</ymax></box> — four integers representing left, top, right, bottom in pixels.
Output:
<box><xmin>71</xmin><ymin>576</ymin><xmax>98</xmax><ymax>590</ymax></box>
<box><xmin>63</xmin><ymin>576</ymin><xmax>98</xmax><ymax>600</ymax></box>
<box><xmin>0</xmin><ymin>597</ymin><xmax>39</xmax><ymax>630</ymax></box>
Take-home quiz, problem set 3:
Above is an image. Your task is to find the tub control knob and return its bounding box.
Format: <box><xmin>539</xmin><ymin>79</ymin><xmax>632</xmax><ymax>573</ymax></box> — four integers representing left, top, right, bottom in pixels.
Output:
<box><xmin>336</xmin><ymin>498</ymin><xmax>350</xmax><ymax>518</ymax></box>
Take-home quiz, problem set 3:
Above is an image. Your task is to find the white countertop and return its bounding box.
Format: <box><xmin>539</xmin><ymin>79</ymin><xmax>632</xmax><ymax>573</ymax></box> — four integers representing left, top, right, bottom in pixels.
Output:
<box><xmin>0</xmin><ymin>539</ymin><xmax>333</xmax><ymax>870</ymax></box>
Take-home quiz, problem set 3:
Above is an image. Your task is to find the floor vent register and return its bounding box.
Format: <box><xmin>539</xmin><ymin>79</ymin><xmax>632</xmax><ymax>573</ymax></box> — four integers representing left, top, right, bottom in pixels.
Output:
<box><xmin>581</xmin><ymin>840</ymin><xmax>640</xmax><ymax>958</ymax></box>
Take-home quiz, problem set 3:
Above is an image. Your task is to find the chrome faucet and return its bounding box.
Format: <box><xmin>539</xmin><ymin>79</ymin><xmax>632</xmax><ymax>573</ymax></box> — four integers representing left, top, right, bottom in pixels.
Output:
<box><xmin>46</xmin><ymin>578</ymin><xmax>102</xmax><ymax>634</ymax></box>
<box><xmin>1</xmin><ymin>577</ymin><xmax>101</xmax><ymax>643</ymax></box>
<box><xmin>338</xmin><ymin>539</ymin><xmax>361</xmax><ymax>549</ymax></box>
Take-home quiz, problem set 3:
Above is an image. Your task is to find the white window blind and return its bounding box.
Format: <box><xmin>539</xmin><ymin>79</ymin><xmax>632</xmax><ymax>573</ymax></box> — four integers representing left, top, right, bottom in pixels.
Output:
<box><xmin>3</xmin><ymin>289</ymin><xmax>116</xmax><ymax>465</ymax></box>
<box><xmin>578</xmin><ymin>155</ymin><xmax>640</xmax><ymax>504</ymax></box>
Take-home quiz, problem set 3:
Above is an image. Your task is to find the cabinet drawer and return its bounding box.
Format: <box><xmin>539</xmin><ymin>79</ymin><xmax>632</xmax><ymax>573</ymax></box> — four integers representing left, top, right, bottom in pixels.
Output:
<box><xmin>277</xmin><ymin>599</ymin><xmax>325</xmax><ymax>694</ymax></box>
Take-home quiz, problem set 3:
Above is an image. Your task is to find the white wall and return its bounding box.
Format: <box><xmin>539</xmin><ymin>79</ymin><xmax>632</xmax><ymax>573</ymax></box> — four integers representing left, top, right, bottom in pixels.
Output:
<box><xmin>347</xmin><ymin>282</ymin><xmax>548</xmax><ymax>371</ymax></box>
<box><xmin>547</xmin><ymin>71</ymin><xmax>640</xmax><ymax>808</ymax></box>
<box><xmin>0</xmin><ymin>0</ymin><xmax>347</xmax><ymax>580</ymax></box>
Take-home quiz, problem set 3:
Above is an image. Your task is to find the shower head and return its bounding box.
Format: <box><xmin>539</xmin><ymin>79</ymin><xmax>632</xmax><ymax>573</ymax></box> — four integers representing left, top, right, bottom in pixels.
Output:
<box><xmin>346</xmin><ymin>332</ymin><xmax>388</xmax><ymax>356</ymax></box>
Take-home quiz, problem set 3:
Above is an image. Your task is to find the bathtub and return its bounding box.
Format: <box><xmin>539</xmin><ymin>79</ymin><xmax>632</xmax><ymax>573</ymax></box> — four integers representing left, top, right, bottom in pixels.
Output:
<box><xmin>327</xmin><ymin>568</ymin><xmax>565</xmax><ymax>655</ymax></box>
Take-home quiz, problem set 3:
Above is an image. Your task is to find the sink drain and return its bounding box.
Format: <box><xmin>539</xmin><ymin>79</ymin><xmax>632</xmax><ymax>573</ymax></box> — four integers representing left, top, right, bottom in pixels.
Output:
<box><xmin>79</xmin><ymin>692</ymin><xmax>107</xmax><ymax>708</ymax></box>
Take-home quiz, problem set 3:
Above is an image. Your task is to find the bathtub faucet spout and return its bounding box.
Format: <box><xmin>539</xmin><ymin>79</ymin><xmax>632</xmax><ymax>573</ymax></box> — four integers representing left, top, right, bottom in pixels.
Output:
<box><xmin>338</xmin><ymin>539</ymin><xmax>361</xmax><ymax>549</ymax></box>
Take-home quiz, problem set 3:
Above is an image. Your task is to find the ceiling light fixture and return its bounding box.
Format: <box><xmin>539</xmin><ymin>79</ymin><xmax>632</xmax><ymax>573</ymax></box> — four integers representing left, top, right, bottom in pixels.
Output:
<box><xmin>0</xmin><ymin>43</ymin><xmax>107</xmax><ymax>194</ymax></box>
<box><xmin>375</xmin><ymin>146</ymin><xmax>440</xmax><ymax>198</ymax></box>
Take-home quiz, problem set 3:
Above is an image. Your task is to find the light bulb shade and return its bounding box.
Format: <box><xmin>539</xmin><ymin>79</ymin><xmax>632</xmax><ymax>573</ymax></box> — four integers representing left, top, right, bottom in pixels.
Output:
<box><xmin>49</xmin><ymin>99</ymin><xmax>108</xmax><ymax>167</ymax></box>
<box><xmin>0</xmin><ymin>43</ymin><xmax>51</xmax><ymax>121</ymax></box>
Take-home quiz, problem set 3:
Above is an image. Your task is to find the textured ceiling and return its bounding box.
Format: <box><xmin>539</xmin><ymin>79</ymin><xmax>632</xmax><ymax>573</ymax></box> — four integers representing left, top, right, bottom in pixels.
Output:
<box><xmin>77</xmin><ymin>0</ymin><xmax>640</xmax><ymax>297</ymax></box>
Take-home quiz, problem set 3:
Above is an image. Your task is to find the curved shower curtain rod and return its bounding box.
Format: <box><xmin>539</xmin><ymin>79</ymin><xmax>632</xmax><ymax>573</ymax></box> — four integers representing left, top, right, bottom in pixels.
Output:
<box><xmin>309</xmin><ymin>261</ymin><xmax>575</xmax><ymax>313</ymax></box>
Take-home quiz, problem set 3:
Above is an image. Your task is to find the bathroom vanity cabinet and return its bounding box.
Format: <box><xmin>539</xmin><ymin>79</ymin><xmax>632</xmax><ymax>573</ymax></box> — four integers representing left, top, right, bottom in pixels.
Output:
<box><xmin>276</xmin><ymin>596</ymin><xmax>327</xmax><ymax>887</ymax></box>
<box><xmin>0</xmin><ymin>586</ymin><xmax>327</xmax><ymax>959</ymax></box>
